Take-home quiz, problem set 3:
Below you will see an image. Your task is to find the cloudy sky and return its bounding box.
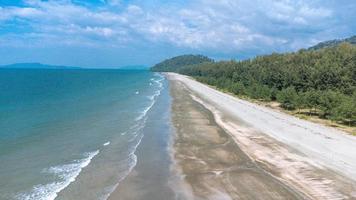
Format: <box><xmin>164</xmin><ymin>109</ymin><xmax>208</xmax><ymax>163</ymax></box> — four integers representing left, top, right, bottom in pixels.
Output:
<box><xmin>0</xmin><ymin>0</ymin><xmax>355</xmax><ymax>68</ymax></box>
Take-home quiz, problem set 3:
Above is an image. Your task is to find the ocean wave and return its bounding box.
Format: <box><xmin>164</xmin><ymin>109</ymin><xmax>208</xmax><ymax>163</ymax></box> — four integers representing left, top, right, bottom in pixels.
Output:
<box><xmin>99</xmin><ymin>151</ymin><xmax>139</xmax><ymax>200</ymax></box>
<box><xmin>150</xmin><ymin>73</ymin><xmax>164</xmax><ymax>86</ymax></box>
<box><xmin>135</xmin><ymin>75</ymin><xmax>164</xmax><ymax>122</ymax></box>
<box><xmin>127</xmin><ymin>124</ymin><xmax>146</xmax><ymax>143</ymax></box>
<box><xmin>134</xmin><ymin>97</ymin><xmax>156</xmax><ymax>121</ymax></box>
<box><xmin>101</xmin><ymin>130</ymin><xmax>144</xmax><ymax>200</ymax></box>
<box><xmin>151</xmin><ymin>73</ymin><xmax>164</xmax><ymax>88</ymax></box>
<box><xmin>17</xmin><ymin>150</ymin><xmax>99</xmax><ymax>200</ymax></box>
<box><xmin>104</xmin><ymin>74</ymin><xmax>165</xmax><ymax>200</ymax></box>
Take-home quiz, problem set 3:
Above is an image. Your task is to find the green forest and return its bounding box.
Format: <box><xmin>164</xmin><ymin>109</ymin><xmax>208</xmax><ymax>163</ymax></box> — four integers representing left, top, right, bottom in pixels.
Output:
<box><xmin>151</xmin><ymin>43</ymin><xmax>356</xmax><ymax>126</ymax></box>
<box><xmin>151</xmin><ymin>54</ymin><xmax>213</xmax><ymax>72</ymax></box>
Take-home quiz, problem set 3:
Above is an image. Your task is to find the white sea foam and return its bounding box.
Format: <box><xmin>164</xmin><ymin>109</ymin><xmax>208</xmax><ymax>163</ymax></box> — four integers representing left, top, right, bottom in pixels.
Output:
<box><xmin>13</xmin><ymin>73</ymin><xmax>165</xmax><ymax>200</ymax></box>
<box><xmin>99</xmin><ymin>114</ymin><xmax>146</xmax><ymax>200</ymax></box>
<box><xmin>135</xmin><ymin>75</ymin><xmax>164</xmax><ymax>122</ymax></box>
<box><xmin>103</xmin><ymin>132</ymin><xmax>144</xmax><ymax>200</ymax></box>
<box><xmin>104</xmin><ymin>74</ymin><xmax>165</xmax><ymax>200</ymax></box>
<box><xmin>18</xmin><ymin>150</ymin><xmax>99</xmax><ymax>200</ymax></box>
<box><xmin>135</xmin><ymin>99</ymin><xmax>155</xmax><ymax>121</ymax></box>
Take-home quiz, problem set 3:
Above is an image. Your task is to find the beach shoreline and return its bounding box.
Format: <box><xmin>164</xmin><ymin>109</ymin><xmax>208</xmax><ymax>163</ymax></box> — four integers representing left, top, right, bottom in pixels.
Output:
<box><xmin>106</xmin><ymin>72</ymin><xmax>356</xmax><ymax>199</ymax></box>
<box><xmin>166</xmin><ymin>73</ymin><xmax>356</xmax><ymax>199</ymax></box>
<box><xmin>107</xmin><ymin>78</ymin><xmax>175</xmax><ymax>200</ymax></box>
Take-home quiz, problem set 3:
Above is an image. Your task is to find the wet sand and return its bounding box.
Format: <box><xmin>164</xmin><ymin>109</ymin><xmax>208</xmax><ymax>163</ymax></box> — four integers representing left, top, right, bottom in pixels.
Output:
<box><xmin>168</xmin><ymin>73</ymin><xmax>356</xmax><ymax>199</ymax></box>
<box><xmin>108</xmin><ymin>79</ymin><xmax>175</xmax><ymax>200</ymax></box>
<box><xmin>169</xmin><ymin>78</ymin><xmax>305</xmax><ymax>199</ymax></box>
<box><xmin>108</xmin><ymin>73</ymin><xmax>356</xmax><ymax>200</ymax></box>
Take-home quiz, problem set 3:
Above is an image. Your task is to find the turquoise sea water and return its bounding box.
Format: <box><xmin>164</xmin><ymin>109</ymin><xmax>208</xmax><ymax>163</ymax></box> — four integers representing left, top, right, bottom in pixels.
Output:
<box><xmin>0</xmin><ymin>69</ymin><xmax>166</xmax><ymax>200</ymax></box>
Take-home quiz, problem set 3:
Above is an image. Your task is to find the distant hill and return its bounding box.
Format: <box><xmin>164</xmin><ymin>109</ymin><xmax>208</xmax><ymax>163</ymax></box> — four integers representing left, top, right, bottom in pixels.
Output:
<box><xmin>309</xmin><ymin>35</ymin><xmax>356</xmax><ymax>50</ymax></box>
<box><xmin>0</xmin><ymin>63</ymin><xmax>81</xmax><ymax>69</ymax></box>
<box><xmin>151</xmin><ymin>55</ymin><xmax>214</xmax><ymax>72</ymax></box>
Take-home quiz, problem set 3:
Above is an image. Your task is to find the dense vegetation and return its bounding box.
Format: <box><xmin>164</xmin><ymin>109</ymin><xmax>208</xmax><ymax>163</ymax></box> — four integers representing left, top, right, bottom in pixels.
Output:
<box><xmin>153</xmin><ymin>43</ymin><xmax>356</xmax><ymax>126</ymax></box>
<box><xmin>179</xmin><ymin>43</ymin><xmax>356</xmax><ymax>125</ymax></box>
<box><xmin>309</xmin><ymin>35</ymin><xmax>356</xmax><ymax>50</ymax></box>
<box><xmin>151</xmin><ymin>55</ymin><xmax>213</xmax><ymax>72</ymax></box>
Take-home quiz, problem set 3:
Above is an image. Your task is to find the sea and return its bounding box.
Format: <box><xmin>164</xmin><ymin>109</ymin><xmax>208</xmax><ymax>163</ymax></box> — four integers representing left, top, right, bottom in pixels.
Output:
<box><xmin>0</xmin><ymin>69</ymin><xmax>172</xmax><ymax>200</ymax></box>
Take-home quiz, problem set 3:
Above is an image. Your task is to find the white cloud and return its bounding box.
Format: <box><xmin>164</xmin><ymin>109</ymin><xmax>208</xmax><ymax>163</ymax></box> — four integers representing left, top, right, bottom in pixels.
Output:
<box><xmin>0</xmin><ymin>0</ymin><xmax>339</xmax><ymax>53</ymax></box>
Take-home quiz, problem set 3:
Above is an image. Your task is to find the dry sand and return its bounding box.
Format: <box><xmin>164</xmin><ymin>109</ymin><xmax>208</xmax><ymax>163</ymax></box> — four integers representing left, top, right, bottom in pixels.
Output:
<box><xmin>167</xmin><ymin>73</ymin><xmax>356</xmax><ymax>199</ymax></box>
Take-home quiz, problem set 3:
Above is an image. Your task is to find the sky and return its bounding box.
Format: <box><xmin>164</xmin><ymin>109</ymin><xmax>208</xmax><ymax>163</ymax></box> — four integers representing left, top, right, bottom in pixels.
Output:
<box><xmin>0</xmin><ymin>0</ymin><xmax>355</xmax><ymax>68</ymax></box>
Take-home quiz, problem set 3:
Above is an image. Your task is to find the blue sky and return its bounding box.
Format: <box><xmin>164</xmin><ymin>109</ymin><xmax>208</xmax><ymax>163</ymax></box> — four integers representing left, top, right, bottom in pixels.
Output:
<box><xmin>0</xmin><ymin>0</ymin><xmax>355</xmax><ymax>68</ymax></box>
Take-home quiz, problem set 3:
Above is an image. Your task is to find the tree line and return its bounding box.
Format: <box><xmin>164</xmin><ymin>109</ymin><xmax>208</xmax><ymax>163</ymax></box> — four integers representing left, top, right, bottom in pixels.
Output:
<box><xmin>160</xmin><ymin>43</ymin><xmax>356</xmax><ymax>126</ymax></box>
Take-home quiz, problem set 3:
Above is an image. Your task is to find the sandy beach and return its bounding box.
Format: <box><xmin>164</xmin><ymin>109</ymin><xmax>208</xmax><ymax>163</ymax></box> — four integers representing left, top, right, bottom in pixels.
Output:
<box><xmin>167</xmin><ymin>73</ymin><xmax>356</xmax><ymax>199</ymax></box>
